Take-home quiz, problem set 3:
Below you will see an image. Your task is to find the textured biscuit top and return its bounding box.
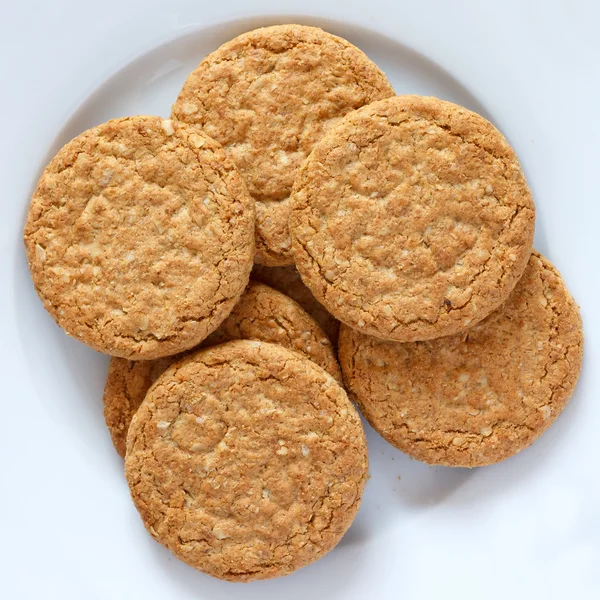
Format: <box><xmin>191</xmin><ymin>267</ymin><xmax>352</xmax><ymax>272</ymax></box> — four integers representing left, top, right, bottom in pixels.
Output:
<box><xmin>202</xmin><ymin>282</ymin><xmax>341</xmax><ymax>382</ymax></box>
<box><xmin>125</xmin><ymin>340</ymin><xmax>368</xmax><ymax>581</ymax></box>
<box><xmin>172</xmin><ymin>24</ymin><xmax>394</xmax><ymax>266</ymax></box>
<box><xmin>252</xmin><ymin>264</ymin><xmax>340</xmax><ymax>345</ymax></box>
<box><xmin>104</xmin><ymin>281</ymin><xmax>342</xmax><ymax>457</ymax></box>
<box><xmin>24</xmin><ymin>116</ymin><xmax>254</xmax><ymax>359</ymax></box>
<box><xmin>338</xmin><ymin>251</ymin><xmax>583</xmax><ymax>467</ymax></box>
<box><xmin>290</xmin><ymin>95</ymin><xmax>536</xmax><ymax>342</ymax></box>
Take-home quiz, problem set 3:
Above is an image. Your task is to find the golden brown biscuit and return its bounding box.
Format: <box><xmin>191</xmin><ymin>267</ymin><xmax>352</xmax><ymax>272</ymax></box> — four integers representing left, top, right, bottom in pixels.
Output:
<box><xmin>24</xmin><ymin>116</ymin><xmax>254</xmax><ymax>359</ymax></box>
<box><xmin>338</xmin><ymin>251</ymin><xmax>583</xmax><ymax>467</ymax></box>
<box><xmin>290</xmin><ymin>95</ymin><xmax>536</xmax><ymax>342</ymax></box>
<box><xmin>172</xmin><ymin>24</ymin><xmax>394</xmax><ymax>266</ymax></box>
<box><xmin>202</xmin><ymin>282</ymin><xmax>341</xmax><ymax>381</ymax></box>
<box><xmin>252</xmin><ymin>264</ymin><xmax>340</xmax><ymax>345</ymax></box>
<box><xmin>104</xmin><ymin>282</ymin><xmax>341</xmax><ymax>456</ymax></box>
<box><xmin>125</xmin><ymin>340</ymin><xmax>368</xmax><ymax>581</ymax></box>
<box><xmin>104</xmin><ymin>356</ymin><xmax>178</xmax><ymax>459</ymax></box>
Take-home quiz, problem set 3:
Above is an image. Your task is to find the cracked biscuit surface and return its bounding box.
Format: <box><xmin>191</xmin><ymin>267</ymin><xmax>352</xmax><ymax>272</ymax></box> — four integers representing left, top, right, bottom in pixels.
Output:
<box><xmin>24</xmin><ymin>116</ymin><xmax>254</xmax><ymax>359</ymax></box>
<box><xmin>125</xmin><ymin>340</ymin><xmax>368</xmax><ymax>581</ymax></box>
<box><xmin>172</xmin><ymin>24</ymin><xmax>394</xmax><ymax>266</ymax></box>
<box><xmin>290</xmin><ymin>95</ymin><xmax>536</xmax><ymax>341</ymax></box>
<box><xmin>104</xmin><ymin>282</ymin><xmax>341</xmax><ymax>457</ymax></box>
<box><xmin>252</xmin><ymin>264</ymin><xmax>340</xmax><ymax>346</ymax></box>
<box><xmin>338</xmin><ymin>251</ymin><xmax>583</xmax><ymax>467</ymax></box>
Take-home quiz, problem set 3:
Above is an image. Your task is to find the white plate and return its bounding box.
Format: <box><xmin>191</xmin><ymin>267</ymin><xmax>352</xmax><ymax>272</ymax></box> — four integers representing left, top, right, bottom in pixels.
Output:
<box><xmin>2</xmin><ymin>2</ymin><xmax>599</xmax><ymax>599</ymax></box>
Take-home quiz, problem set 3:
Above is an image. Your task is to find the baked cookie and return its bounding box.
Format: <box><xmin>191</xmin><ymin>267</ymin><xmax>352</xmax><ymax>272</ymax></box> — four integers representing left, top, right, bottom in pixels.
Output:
<box><xmin>104</xmin><ymin>281</ymin><xmax>341</xmax><ymax>456</ymax></box>
<box><xmin>202</xmin><ymin>282</ymin><xmax>341</xmax><ymax>382</ymax></box>
<box><xmin>338</xmin><ymin>251</ymin><xmax>583</xmax><ymax>467</ymax></box>
<box><xmin>252</xmin><ymin>264</ymin><xmax>340</xmax><ymax>345</ymax></box>
<box><xmin>104</xmin><ymin>356</ymin><xmax>178</xmax><ymax>459</ymax></box>
<box><xmin>290</xmin><ymin>95</ymin><xmax>536</xmax><ymax>342</ymax></box>
<box><xmin>125</xmin><ymin>340</ymin><xmax>368</xmax><ymax>581</ymax></box>
<box><xmin>172</xmin><ymin>24</ymin><xmax>394</xmax><ymax>266</ymax></box>
<box><xmin>24</xmin><ymin>116</ymin><xmax>254</xmax><ymax>359</ymax></box>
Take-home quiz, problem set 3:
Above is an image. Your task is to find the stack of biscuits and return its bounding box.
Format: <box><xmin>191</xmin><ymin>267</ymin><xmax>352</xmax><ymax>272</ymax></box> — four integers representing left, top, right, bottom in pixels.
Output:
<box><xmin>24</xmin><ymin>25</ymin><xmax>583</xmax><ymax>583</ymax></box>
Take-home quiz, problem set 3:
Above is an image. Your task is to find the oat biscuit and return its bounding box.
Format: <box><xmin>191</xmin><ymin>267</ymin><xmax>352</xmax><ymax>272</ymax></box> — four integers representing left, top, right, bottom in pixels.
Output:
<box><xmin>290</xmin><ymin>95</ymin><xmax>536</xmax><ymax>342</ymax></box>
<box><xmin>104</xmin><ymin>356</ymin><xmax>178</xmax><ymax>458</ymax></box>
<box><xmin>125</xmin><ymin>340</ymin><xmax>368</xmax><ymax>581</ymax></box>
<box><xmin>252</xmin><ymin>264</ymin><xmax>340</xmax><ymax>345</ymax></box>
<box><xmin>202</xmin><ymin>282</ymin><xmax>341</xmax><ymax>381</ymax></box>
<box><xmin>104</xmin><ymin>282</ymin><xmax>341</xmax><ymax>456</ymax></box>
<box><xmin>338</xmin><ymin>251</ymin><xmax>583</xmax><ymax>467</ymax></box>
<box><xmin>24</xmin><ymin>116</ymin><xmax>254</xmax><ymax>359</ymax></box>
<box><xmin>172</xmin><ymin>24</ymin><xmax>394</xmax><ymax>266</ymax></box>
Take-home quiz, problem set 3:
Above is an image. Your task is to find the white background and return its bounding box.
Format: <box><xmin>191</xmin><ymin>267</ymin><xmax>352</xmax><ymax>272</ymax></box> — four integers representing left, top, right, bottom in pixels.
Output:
<box><xmin>1</xmin><ymin>1</ymin><xmax>599</xmax><ymax>599</ymax></box>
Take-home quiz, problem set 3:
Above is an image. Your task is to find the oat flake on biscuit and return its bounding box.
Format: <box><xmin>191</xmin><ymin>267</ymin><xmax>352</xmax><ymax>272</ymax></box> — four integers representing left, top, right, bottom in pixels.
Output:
<box><xmin>125</xmin><ymin>340</ymin><xmax>368</xmax><ymax>581</ymax></box>
<box><xmin>104</xmin><ymin>281</ymin><xmax>341</xmax><ymax>457</ymax></box>
<box><xmin>290</xmin><ymin>94</ymin><xmax>536</xmax><ymax>342</ymax></box>
<box><xmin>24</xmin><ymin>116</ymin><xmax>254</xmax><ymax>359</ymax></box>
<box><xmin>172</xmin><ymin>24</ymin><xmax>394</xmax><ymax>266</ymax></box>
<box><xmin>338</xmin><ymin>251</ymin><xmax>583</xmax><ymax>467</ymax></box>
